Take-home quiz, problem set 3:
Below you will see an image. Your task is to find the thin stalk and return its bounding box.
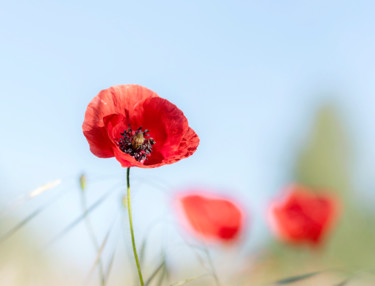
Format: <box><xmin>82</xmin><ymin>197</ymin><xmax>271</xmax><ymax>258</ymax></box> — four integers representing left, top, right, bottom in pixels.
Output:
<box><xmin>203</xmin><ymin>247</ymin><xmax>221</xmax><ymax>286</ymax></box>
<box><xmin>127</xmin><ymin>167</ymin><xmax>144</xmax><ymax>286</ymax></box>
<box><xmin>80</xmin><ymin>190</ymin><xmax>105</xmax><ymax>286</ymax></box>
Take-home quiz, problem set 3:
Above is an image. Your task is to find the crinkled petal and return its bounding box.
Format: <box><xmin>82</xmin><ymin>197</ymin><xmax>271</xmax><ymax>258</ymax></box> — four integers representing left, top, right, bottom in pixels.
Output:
<box><xmin>162</xmin><ymin>127</ymin><xmax>200</xmax><ymax>165</ymax></box>
<box><xmin>139</xmin><ymin>127</ymin><xmax>199</xmax><ymax>167</ymax></box>
<box><xmin>129</xmin><ymin>97</ymin><xmax>199</xmax><ymax>167</ymax></box>
<box><xmin>82</xmin><ymin>85</ymin><xmax>158</xmax><ymax>158</ymax></box>
<box><xmin>134</xmin><ymin>97</ymin><xmax>188</xmax><ymax>156</ymax></box>
<box><xmin>83</xmin><ymin>84</ymin><xmax>199</xmax><ymax>168</ymax></box>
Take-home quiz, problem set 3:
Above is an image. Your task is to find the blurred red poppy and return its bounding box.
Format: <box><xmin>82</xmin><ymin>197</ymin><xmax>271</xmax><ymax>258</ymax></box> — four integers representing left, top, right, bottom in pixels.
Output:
<box><xmin>268</xmin><ymin>185</ymin><xmax>339</xmax><ymax>246</ymax></box>
<box><xmin>176</xmin><ymin>191</ymin><xmax>245</xmax><ymax>242</ymax></box>
<box><xmin>82</xmin><ymin>85</ymin><xmax>199</xmax><ymax>168</ymax></box>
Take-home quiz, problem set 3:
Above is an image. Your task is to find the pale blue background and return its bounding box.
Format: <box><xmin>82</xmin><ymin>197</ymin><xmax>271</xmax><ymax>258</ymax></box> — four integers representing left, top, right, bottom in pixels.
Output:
<box><xmin>1</xmin><ymin>0</ymin><xmax>375</xmax><ymax>277</ymax></box>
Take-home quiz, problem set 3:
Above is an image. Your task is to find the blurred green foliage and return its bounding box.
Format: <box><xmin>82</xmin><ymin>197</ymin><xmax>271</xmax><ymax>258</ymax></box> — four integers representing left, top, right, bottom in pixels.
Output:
<box><xmin>295</xmin><ymin>104</ymin><xmax>375</xmax><ymax>270</ymax></box>
<box><xmin>260</xmin><ymin>104</ymin><xmax>375</xmax><ymax>284</ymax></box>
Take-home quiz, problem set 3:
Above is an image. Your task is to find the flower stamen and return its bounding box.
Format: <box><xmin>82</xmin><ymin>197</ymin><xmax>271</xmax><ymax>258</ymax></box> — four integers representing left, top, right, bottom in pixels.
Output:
<box><xmin>117</xmin><ymin>125</ymin><xmax>155</xmax><ymax>162</ymax></box>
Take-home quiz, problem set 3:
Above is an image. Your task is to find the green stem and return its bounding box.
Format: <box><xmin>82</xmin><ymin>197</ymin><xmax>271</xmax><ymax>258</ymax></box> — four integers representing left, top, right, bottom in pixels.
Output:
<box><xmin>127</xmin><ymin>167</ymin><xmax>144</xmax><ymax>286</ymax></box>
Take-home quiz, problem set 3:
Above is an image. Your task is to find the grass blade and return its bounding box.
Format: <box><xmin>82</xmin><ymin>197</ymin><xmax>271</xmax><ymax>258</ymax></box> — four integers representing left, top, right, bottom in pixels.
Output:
<box><xmin>46</xmin><ymin>188</ymin><xmax>116</xmax><ymax>246</ymax></box>
<box><xmin>271</xmin><ymin>271</ymin><xmax>322</xmax><ymax>285</ymax></box>
<box><xmin>103</xmin><ymin>247</ymin><xmax>116</xmax><ymax>285</ymax></box>
<box><xmin>170</xmin><ymin>274</ymin><xmax>207</xmax><ymax>286</ymax></box>
<box><xmin>0</xmin><ymin>208</ymin><xmax>42</xmax><ymax>244</ymax></box>
<box><xmin>0</xmin><ymin>188</ymin><xmax>68</xmax><ymax>244</ymax></box>
<box><xmin>87</xmin><ymin>223</ymin><xmax>114</xmax><ymax>280</ymax></box>
<box><xmin>145</xmin><ymin>261</ymin><xmax>165</xmax><ymax>286</ymax></box>
<box><xmin>139</xmin><ymin>238</ymin><xmax>147</xmax><ymax>267</ymax></box>
<box><xmin>156</xmin><ymin>266</ymin><xmax>168</xmax><ymax>286</ymax></box>
<box><xmin>103</xmin><ymin>218</ymin><xmax>123</xmax><ymax>286</ymax></box>
<box><xmin>334</xmin><ymin>278</ymin><xmax>351</xmax><ymax>286</ymax></box>
<box><xmin>0</xmin><ymin>180</ymin><xmax>62</xmax><ymax>217</ymax></box>
<box><xmin>28</xmin><ymin>179</ymin><xmax>62</xmax><ymax>198</ymax></box>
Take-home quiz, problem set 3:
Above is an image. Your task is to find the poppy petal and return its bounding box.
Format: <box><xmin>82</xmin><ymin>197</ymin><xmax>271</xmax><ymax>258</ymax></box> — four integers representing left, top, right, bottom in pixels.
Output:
<box><xmin>82</xmin><ymin>126</ymin><xmax>114</xmax><ymax>158</ymax></box>
<box><xmin>84</xmin><ymin>85</ymin><xmax>158</xmax><ymax>128</ymax></box>
<box><xmin>268</xmin><ymin>185</ymin><xmax>339</xmax><ymax>246</ymax></box>
<box><xmin>82</xmin><ymin>85</ymin><xmax>158</xmax><ymax>157</ymax></box>
<box><xmin>177</xmin><ymin>192</ymin><xmax>244</xmax><ymax>242</ymax></box>
<box><xmin>83</xmin><ymin>84</ymin><xmax>199</xmax><ymax>168</ymax></box>
<box><xmin>173</xmin><ymin>127</ymin><xmax>200</xmax><ymax>162</ymax></box>
<box><xmin>134</xmin><ymin>97</ymin><xmax>188</xmax><ymax>157</ymax></box>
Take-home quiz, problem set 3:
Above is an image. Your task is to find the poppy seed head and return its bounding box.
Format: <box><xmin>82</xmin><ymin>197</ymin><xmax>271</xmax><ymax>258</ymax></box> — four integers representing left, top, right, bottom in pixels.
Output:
<box><xmin>131</xmin><ymin>132</ymin><xmax>145</xmax><ymax>150</ymax></box>
<box><xmin>117</xmin><ymin>126</ymin><xmax>155</xmax><ymax>162</ymax></box>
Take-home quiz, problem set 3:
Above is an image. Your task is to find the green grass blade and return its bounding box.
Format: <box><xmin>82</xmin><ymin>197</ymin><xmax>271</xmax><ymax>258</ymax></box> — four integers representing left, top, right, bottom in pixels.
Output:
<box><xmin>271</xmin><ymin>271</ymin><xmax>322</xmax><ymax>285</ymax></box>
<box><xmin>0</xmin><ymin>189</ymin><xmax>67</xmax><ymax>244</ymax></box>
<box><xmin>156</xmin><ymin>265</ymin><xmax>168</xmax><ymax>286</ymax></box>
<box><xmin>334</xmin><ymin>278</ymin><xmax>351</xmax><ymax>286</ymax></box>
<box><xmin>145</xmin><ymin>261</ymin><xmax>165</xmax><ymax>286</ymax></box>
<box><xmin>0</xmin><ymin>208</ymin><xmax>42</xmax><ymax>244</ymax></box>
<box><xmin>87</xmin><ymin>223</ymin><xmax>114</xmax><ymax>279</ymax></box>
<box><xmin>46</xmin><ymin>189</ymin><xmax>115</xmax><ymax>246</ymax></box>
<box><xmin>139</xmin><ymin>237</ymin><xmax>147</xmax><ymax>267</ymax></box>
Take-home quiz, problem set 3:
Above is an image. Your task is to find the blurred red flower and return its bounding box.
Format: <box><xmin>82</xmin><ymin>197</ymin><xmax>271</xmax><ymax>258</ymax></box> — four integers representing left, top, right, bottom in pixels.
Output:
<box><xmin>82</xmin><ymin>85</ymin><xmax>199</xmax><ymax>168</ymax></box>
<box><xmin>176</xmin><ymin>191</ymin><xmax>245</xmax><ymax>242</ymax></box>
<box><xmin>268</xmin><ymin>185</ymin><xmax>339</xmax><ymax>246</ymax></box>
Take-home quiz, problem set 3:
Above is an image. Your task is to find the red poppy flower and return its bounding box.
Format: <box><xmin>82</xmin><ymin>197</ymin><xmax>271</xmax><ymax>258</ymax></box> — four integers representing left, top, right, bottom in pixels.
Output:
<box><xmin>82</xmin><ymin>85</ymin><xmax>199</xmax><ymax>168</ymax></box>
<box><xmin>175</xmin><ymin>191</ymin><xmax>245</xmax><ymax>242</ymax></box>
<box><xmin>268</xmin><ymin>185</ymin><xmax>339</xmax><ymax>246</ymax></box>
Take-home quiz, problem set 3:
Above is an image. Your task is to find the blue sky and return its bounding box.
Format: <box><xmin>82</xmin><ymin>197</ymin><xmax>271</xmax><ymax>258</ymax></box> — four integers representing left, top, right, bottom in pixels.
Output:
<box><xmin>1</xmin><ymin>0</ymin><xmax>375</xmax><ymax>275</ymax></box>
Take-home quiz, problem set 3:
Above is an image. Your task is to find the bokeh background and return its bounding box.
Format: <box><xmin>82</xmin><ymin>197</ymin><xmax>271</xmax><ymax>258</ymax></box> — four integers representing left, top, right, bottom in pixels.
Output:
<box><xmin>1</xmin><ymin>0</ymin><xmax>375</xmax><ymax>285</ymax></box>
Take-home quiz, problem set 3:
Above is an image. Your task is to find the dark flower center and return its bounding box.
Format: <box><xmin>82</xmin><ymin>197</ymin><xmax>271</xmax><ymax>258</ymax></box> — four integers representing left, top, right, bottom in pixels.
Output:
<box><xmin>117</xmin><ymin>125</ymin><xmax>155</xmax><ymax>162</ymax></box>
